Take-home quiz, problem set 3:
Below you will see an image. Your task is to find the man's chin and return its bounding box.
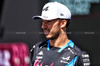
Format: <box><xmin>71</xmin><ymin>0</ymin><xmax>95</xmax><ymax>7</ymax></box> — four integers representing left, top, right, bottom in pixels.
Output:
<box><xmin>46</xmin><ymin>36</ymin><xmax>50</xmax><ymax>39</ymax></box>
<box><xmin>45</xmin><ymin>35</ymin><xmax>55</xmax><ymax>40</ymax></box>
<box><xmin>45</xmin><ymin>35</ymin><xmax>51</xmax><ymax>39</ymax></box>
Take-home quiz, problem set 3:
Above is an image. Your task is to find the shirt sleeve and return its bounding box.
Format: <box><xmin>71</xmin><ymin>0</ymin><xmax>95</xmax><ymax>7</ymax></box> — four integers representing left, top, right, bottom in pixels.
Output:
<box><xmin>29</xmin><ymin>41</ymin><xmax>43</xmax><ymax>66</ymax></box>
<box><xmin>29</xmin><ymin>45</ymin><xmax>36</xmax><ymax>66</ymax></box>
<box><xmin>78</xmin><ymin>51</ymin><xmax>90</xmax><ymax>66</ymax></box>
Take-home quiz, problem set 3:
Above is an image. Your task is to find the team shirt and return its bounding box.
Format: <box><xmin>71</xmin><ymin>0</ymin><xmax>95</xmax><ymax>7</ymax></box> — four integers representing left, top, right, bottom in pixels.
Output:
<box><xmin>30</xmin><ymin>40</ymin><xmax>90</xmax><ymax>66</ymax></box>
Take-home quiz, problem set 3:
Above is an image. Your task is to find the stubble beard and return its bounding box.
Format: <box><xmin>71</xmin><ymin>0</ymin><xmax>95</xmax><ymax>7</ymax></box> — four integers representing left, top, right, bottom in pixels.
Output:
<box><xmin>45</xmin><ymin>31</ymin><xmax>60</xmax><ymax>40</ymax></box>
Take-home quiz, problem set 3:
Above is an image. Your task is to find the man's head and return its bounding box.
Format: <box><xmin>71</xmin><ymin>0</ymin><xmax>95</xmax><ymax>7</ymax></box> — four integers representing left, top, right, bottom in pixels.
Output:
<box><xmin>33</xmin><ymin>2</ymin><xmax>71</xmax><ymax>39</ymax></box>
<box><xmin>33</xmin><ymin>2</ymin><xmax>71</xmax><ymax>20</ymax></box>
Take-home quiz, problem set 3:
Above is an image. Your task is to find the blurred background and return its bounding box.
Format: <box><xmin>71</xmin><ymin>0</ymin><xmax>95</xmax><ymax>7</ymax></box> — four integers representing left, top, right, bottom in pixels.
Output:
<box><xmin>0</xmin><ymin>0</ymin><xmax>100</xmax><ymax>66</ymax></box>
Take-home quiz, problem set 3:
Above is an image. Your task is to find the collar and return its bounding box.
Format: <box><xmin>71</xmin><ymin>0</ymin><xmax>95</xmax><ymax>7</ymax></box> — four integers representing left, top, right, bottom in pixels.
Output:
<box><xmin>46</xmin><ymin>40</ymin><xmax>74</xmax><ymax>52</ymax></box>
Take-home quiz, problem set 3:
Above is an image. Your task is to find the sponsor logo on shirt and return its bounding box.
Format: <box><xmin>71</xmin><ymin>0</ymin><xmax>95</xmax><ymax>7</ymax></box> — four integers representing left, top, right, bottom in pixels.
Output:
<box><xmin>38</xmin><ymin>51</ymin><xmax>43</xmax><ymax>55</ymax></box>
<box><xmin>34</xmin><ymin>58</ymin><xmax>54</xmax><ymax>66</ymax></box>
<box><xmin>36</xmin><ymin>51</ymin><xmax>44</xmax><ymax>60</ymax></box>
<box><xmin>68</xmin><ymin>48</ymin><xmax>74</xmax><ymax>54</ymax></box>
<box><xmin>82</xmin><ymin>53</ymin><xmax>90</xmax><ymax>66</ymax></box>
<box><xmin>60</xmin><ymin>56</ymin><xmax>71</xmax><ymax>64</ymax></box>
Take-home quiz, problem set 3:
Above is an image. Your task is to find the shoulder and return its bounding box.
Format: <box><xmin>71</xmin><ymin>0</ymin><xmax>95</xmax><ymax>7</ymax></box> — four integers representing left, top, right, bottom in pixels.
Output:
<box><xmin>73</xmin><ymin>45</ymin><xmax>83</xmax><ymax>54</ymax></box>
<box><xmin>30</xmin><ymin>40</ymin><xmax>48</xmax><ymax>53</ymax></box>
<box><xmin>30</xmin><ymin>41</ymin><xmax>43</xmax><ymax>52</ymax></box>
<box><xmin>73</xmin><ymin>44</ymin><xmax>89</xmax><ymax>57</ymax></box>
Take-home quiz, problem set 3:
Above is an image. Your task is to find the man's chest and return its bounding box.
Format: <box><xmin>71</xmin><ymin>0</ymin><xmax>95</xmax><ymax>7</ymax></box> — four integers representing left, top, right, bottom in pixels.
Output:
<box><xmin>33</xmin><ymin>47</ymin><xmax>77</xmax><ymax>66</ymax></box>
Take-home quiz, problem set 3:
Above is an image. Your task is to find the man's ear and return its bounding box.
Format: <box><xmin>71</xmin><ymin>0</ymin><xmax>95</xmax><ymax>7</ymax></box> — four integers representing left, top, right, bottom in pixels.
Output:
<box><xmin>60</xmin><ymin>20</ymin><xmax>67</xmax><ymax>28</ymax></box>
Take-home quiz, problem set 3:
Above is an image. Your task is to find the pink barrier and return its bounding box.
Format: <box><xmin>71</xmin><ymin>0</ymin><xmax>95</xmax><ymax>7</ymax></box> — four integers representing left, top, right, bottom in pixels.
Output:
<box><xmin>0</xmin><ymin>43</ymin><xmax>29</xmax><ymax>66</ymax></box>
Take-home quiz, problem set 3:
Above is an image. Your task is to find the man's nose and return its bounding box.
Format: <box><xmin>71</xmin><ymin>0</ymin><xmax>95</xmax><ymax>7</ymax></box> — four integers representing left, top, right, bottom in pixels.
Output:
<box><xmin>41</xmin><ymin>22</ymin><xmax>47</xmax><ymax>29</ymax></box>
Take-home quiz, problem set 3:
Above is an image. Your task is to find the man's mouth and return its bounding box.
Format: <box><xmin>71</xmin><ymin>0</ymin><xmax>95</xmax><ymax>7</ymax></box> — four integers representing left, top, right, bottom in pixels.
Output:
<box><xmin>44</xmin><ymin>30</ymin><xmax>49</xmax><ymax>35</ymax></box>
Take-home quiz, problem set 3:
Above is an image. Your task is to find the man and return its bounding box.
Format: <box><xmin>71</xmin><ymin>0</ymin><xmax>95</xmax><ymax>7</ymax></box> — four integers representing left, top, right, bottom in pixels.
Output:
<box><xmin>30</xmin><ymin>2</ymin><xmax>90</xmax><ymax>66</ymax></box>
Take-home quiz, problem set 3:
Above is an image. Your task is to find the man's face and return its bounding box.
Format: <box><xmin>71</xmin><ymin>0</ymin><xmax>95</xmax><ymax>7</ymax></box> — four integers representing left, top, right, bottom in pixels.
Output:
<box><xmin>41</xmin><ymin>19</ymin><xmax>61</xmax><ymax>40</ymax></box>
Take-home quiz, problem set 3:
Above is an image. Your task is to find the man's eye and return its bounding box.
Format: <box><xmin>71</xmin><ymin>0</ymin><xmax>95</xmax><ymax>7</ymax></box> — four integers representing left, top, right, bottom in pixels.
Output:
<box><xmin>47</xmin><ymin>21</ymin><xmax>51</xmax><ymax>22</ymax></box>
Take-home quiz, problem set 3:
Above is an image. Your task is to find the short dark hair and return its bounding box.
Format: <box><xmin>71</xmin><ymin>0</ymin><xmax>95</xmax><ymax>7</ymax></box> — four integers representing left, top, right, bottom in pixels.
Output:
<box><xmin>65</xmin><ymin>19</ymin><xmax>70</xmax><ymax>28</ymax></box>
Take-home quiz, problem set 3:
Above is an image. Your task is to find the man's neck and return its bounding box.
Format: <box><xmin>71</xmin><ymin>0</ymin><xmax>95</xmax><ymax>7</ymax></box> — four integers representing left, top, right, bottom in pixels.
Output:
<box><xmin>50</xmin><ymin>32</ymin><xmax>69</xmax><ymax>48</ymax></box>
